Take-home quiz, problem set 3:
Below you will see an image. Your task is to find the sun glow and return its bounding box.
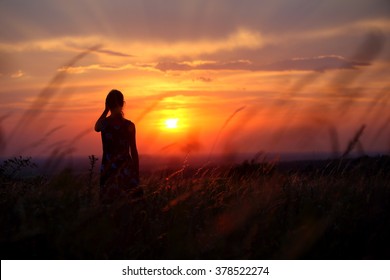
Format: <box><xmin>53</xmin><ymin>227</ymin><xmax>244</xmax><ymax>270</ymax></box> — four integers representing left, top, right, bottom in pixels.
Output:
<box><xmin>165</xmin><ymin>118</ymin><xmax>179</xmax><ymax>129</ymax></box>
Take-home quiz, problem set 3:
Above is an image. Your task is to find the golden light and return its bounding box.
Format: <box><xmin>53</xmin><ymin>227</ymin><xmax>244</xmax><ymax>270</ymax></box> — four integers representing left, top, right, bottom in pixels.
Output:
<box><xmin>165</xmin><ymin>118</ymin><xmax>179</xmax><ymax>129</ymax></box>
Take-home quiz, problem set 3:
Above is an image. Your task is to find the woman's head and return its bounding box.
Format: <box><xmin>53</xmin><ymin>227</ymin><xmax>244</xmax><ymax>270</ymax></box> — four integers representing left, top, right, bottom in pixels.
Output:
<box><xmin>106</xmin><ymin>89</ymin><xmax>124</xmax><ymax>113</ymax></box>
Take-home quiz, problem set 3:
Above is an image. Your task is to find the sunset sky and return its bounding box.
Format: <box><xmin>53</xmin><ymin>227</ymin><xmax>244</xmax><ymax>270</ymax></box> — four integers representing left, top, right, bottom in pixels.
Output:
<box><xmin>1</xmin><ymin>0</ymin><xmax>389</xmax><ymax>161</ymax></box>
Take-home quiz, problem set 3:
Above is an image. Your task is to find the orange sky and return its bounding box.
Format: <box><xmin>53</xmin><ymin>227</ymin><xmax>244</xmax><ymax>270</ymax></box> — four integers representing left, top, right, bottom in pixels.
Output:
<box><xmin>1</xmin><ymin>0</ymin><xmax>389</xmax><ymax>161</ymax></box>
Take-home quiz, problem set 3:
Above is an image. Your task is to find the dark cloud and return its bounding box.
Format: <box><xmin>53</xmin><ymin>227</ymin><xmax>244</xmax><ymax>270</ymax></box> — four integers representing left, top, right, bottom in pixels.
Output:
<box><xmin>1</xmin><ymin>0</ymin><xmax>388</xmax><ymax>43</ymax></box>
<box><xmin>196</xmin><ymin>76</ymin><xmax>213</xmax><ymax>83</ymax></box>
<box><xmin>261</xmin><ymin>56</ymin><xmax>370</xmax><ymax>72</ymax></box>
<box><xmin>155</xmin><ymin>61</ymin><xmax>192</xmax><ymax>72</ymax></box>
<box><xmin>67</xmin><ymin>42</ymin><xmax>134</xmax><ymax>58</ymax></box>
<box><xmin>95</xmin><ymin>48</ymin><xmax>134</xmax><ymax>58</ymax></box>
<box><xmin>155</xmin><ymin>55</ymin><xmax>370</xmax><ymax>72</ymax></box>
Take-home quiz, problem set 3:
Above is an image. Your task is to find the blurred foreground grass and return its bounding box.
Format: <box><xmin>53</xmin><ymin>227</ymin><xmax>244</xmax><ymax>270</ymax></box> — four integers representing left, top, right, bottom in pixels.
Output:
<box><xmin>1</xmin><ymin>155</ymin><xmax>390</xmax><ymax>259</ymax></box>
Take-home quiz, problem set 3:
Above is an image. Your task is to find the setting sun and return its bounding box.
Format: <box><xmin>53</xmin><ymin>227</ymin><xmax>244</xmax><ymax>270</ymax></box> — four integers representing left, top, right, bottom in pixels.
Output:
<box><xmin>165</xmin><ymin>118</ymin><xmax>179</xmax><ymax>129</ymax></box>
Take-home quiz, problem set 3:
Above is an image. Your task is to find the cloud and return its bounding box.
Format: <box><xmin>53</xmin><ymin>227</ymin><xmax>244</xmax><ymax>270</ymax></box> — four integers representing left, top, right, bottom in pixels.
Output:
<box><xmin>196</xmin><ymin>76</ymin><xmax>213</xmax><ymax>83</ymax></box>
<box><xmin>2</xmin><ymin>0</ymin><xmax>388</xmax><ymax>43</ymax></box>
<box><xmin>0</xmin><ymin>1</ymin><xmax>265</xmax><ymax>43</ymax></box>
<box><xmin>156</xmin><ymin>60</ymin><xmax>254</xmax><ymax>72</ymax></box>
<box><xmin>66</xmin><ymin>42</ymin><xmax>134</xmax><ymax>58</ymax></box>
<box><xmin>0</xmin><ymin>27</ymin><xmax>264</xmax><ymax>61</ymax></box>
<box><xmin>299</xmin><ymin>18</ymin><xmax>390</xmax><ymax>40</ymax></box>
<box><xmin>95</xmin><ymin>48</ymin><xmax>134</xmax><ymax>58</ymax></box>
<box><xmin>261</xmin><ymin>56</ymin><xmax>370</xmax><ymax>72</ymax></box>
<box><xmin>11</xmin><ymin>70</ymin><xmax>25</xmax><ymax>78</ymax></box>
<box><xmin>57</xmin><ymin>63</ymin><xmax>135</xmax><ymax>74</ymax></box>
<box><xmin>0</xmin><ymin>69</ymin><xmax>26</xmax><ymax>79</ymax></box>
<box><xmin>122</xmin><ymin>28</ymin><xmax>264</xmax><ymax>58</ymax></box>
<box><xmin>155</xmin><ymin>55</ymin><xmax>370</xmax><ymax>72</ymax></box>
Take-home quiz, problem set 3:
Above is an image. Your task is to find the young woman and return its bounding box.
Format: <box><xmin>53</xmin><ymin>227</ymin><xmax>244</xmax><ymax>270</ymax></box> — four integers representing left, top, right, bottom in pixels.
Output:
<box><xmin>95</xmin><ymin>89</ymin><xmax>139</xmax><ymax>196</ymax></box>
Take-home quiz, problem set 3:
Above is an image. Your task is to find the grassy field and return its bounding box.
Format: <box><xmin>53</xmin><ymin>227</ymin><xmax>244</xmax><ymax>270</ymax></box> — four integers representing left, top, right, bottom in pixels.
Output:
<box><xmin>1</xmin><ymin>155</ymin><xmax>390</xmax><ymax>259</ymax></box>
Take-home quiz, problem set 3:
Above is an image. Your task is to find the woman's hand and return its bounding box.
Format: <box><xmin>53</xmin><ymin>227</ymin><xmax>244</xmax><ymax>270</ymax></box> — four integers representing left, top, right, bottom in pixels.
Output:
<box><xmin>94</xmin><ymin>106</ymin><xmax>109</xmax><ymax>132</ymax></box>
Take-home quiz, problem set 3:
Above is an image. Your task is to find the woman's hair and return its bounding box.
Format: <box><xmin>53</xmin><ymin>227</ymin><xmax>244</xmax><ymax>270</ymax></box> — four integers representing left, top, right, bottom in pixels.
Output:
<box><xmin>106</xmin><ymin>89</ymin><xmax>124</xmax><ymax>112</ymax></box>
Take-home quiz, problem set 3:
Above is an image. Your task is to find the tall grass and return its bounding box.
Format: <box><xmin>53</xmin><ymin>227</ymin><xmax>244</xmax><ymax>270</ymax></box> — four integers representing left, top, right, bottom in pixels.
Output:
<box><xmin>1</xmin><ymin>155</ymin><xmax>389</xmax><ymax>259</ymax></box>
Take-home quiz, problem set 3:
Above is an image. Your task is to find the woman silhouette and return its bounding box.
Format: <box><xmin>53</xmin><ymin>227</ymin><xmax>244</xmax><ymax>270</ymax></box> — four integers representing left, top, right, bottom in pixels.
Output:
<box><xmin>95</xmin><ymin>89</ymin><xmax>140</xmax><ymax>198</ymax></box>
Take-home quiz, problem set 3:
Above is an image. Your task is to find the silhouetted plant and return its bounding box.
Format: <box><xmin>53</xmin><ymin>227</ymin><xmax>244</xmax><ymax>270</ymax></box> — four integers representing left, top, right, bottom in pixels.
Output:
<box><xmin>0</xmin><ymin>156</ymin><xmax>37</xmax><ymax>180</ymax></box>
<box><xmin>88</xmin><ymin>155</ymin><xmax>98</xmax><ymax>184</ymax></box>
